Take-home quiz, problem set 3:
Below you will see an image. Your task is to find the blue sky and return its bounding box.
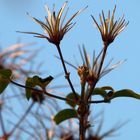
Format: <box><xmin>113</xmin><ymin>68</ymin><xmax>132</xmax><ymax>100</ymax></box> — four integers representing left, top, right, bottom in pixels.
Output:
<box><xmin>0</xmin><ymin>0</ymin><xmax>140</xmax><ymax>140</ymax></box>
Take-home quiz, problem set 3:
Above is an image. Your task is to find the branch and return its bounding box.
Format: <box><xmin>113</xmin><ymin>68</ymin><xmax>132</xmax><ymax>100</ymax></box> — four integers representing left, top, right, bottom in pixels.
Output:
<box><xmin>88</xmin><ymin>99</ymin><xmax>110</xmax><ymax>104</ymax></box>
<box><xmin>0</xmin><ymin>104</ymin><xmax>6</xmax><ymax>135</ymax></box>
<box><xmin>56</xmin><ymin>45</ymin><xmax>78</xmax><ymax>100</ymax></box>
<box><xmin>97</xmin><ymin>44</ymin><xmax>108</xmax><ymax>78</ymax></box>
<box><xmin>10</xmin><ymin>79</ymin><xmax>68</xmax><ymax>102</ymax></box>
<box><xmin>87</xmin><ymin>44</ymin><xmax>108</xmax><ymax>100</ymax></box>
<box><xmin>10</xmin><ymin>102</ymin><xmax>34</xmax><ymax>135</ymax></box>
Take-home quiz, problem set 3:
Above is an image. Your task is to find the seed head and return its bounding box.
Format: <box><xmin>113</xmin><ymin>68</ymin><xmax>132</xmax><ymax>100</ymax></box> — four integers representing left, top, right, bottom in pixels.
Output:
<box><xmin>92</xmin><ymin>6</ymin><xmax>129</xmax><ymax>46</ymax></box>
<box><xmin>20</xmin><ymin>2</ymin><xmax>87</xmax><ymax>46</ymax></box>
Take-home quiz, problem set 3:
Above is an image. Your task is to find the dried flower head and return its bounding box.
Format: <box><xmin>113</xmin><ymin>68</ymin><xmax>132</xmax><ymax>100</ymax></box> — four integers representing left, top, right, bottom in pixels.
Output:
<box><xmin>87</xmin><ymin>120</ymin><xmax>127</xmax><ymax>140</ymax></box>
<box><xmin>77</xmin><ymin>46</ymin><xmax>100</xmax><ymax>85</ymax></box>
<box><xmin>92</xmin><ymin>6</ymin><xmax>129</xmax><ymax>46</ymax></box>
<box><xmin>75</xmin><ymin>46</ymin><xmax>125</xmax><ymax>85</ymax></box>
<box><xmin>0</xmin><ymin>43</ymin><xmax>38</xmax><ymax>79</ymax></box>
<box><xmin>77</xmin><ymin>65</ymin><xmax>89</xmax><ymax>84</ymax></box>
<box><xmin>21</xmin><ymin>1</ymin><xmax>87</xmax><ymax>46</ymax></box>
<box><xmin>56</xmin><ymin>45</ymin><xmax>125</xmax><ymax>85</ymax></box>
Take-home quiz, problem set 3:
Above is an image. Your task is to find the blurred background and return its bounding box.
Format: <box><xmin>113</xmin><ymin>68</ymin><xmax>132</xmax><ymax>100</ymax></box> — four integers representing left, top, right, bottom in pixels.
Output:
<box><xmin>0</xmin><ymin>0</ymin><xmax>140</xmax><ymax>140</ymax></box>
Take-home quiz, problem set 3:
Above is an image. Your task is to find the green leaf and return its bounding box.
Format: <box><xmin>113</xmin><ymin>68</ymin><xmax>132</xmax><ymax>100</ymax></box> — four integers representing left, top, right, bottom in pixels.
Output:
<box><xmin>25</xmin><ymin>75</ymin><xmax>53</xmax><ymax>100</ymax></box>
<box><xmin>26</xmin><ymin>75</ymin><xmax>53</xmax><ymax>100</ymax></box>
<box><xmin>92</xmin><ymin>88</ymin><xmax>107</xmax><ymax>98</ymax></box>
<box><xmin>111</xmin><ymin>89</ymin><xmax>140</xmax><ymax>100</ymax></box>
<box><xmin>66</xmin><ymin>93</ymin><xmax>79</xmax><ymax>108</ymax></box>
<box><xmin>25</xmin><ymin>77</ymin><xmax>35</xmax><ymax>100</ymax></box>
<box><xmin>53</xmin><ymin>109</ymin><xmax>78</xmax><ymax>125</ymax></box>
<box><xmin>39</xmin><ymin>76</ymin><xmax>53</xmax><ymax>87</ymax></box>
<box><xmin>101</xmin><ymin>86</ymin><xmax>114</xmax><ymax>91</ymax></box>
<box><xmin>0</xmin><ymin>69</ymin><xmax>12</xmax><ymax>93</ymax></box>
<box><xmin>33</xmin><ymin>75</ymin><xmax>53</xmax><ymax>88</ymax></box>
<box><xmin>92</xmin><ymin>86</ymin><xmax>114</xmax><ymax>101</ymax></box>
<box><xmin>32</xmin><ymin>76</ymin><xmax>40</xmax><ymax>85</ymax></box>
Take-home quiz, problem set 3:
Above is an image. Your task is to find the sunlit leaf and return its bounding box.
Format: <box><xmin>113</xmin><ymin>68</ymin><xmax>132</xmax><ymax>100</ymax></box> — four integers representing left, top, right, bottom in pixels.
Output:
<box><xmin>101</xmin><ymin>86</ymin><xmax>114</xmax><ymax>91</ymax></box>
<box><xmin>0</xmin><ymin>69</ymin><xmax>12</xmax><ymax>93</ymax></box>
<box><xmin>92</xmin><ymin>88</ymin><xmax>107</xmax><ymax>98</ymax></box>
<box><xmin>92</xmin><ymin>86</ymin><xmax>114</xmax><ymax>100</ymax></box>
<box><xmin>53</xmin><ymin>109</ymin><xmax>78</xmax><ymax>125</ymax></box>
<box><xmin>111</xmin><ymin>89</ymin><xmax>140</xmax><ymax>100</ymax></box>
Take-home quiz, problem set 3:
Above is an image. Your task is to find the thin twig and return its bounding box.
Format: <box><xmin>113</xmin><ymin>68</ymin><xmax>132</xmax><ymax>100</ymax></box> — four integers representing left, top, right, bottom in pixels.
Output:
<box><xmin>0</xmin><ymin>105</ymin><xmax>6</xmax><ymax>135</ymax></box>
<box><xmin>97</xmin><ymin>45</ymin><xmax>108</xmax><ymax>78</ymax></box>
<box><xmin>56</xmin><ymin>45</ymin><xmax>78</xmax><ymax>100</ymax></box>
<box><xmin>87</xmin><ymin>44</ymin><xmax>108</xmax><ymax>100</ymax></box>
<box><xmin>10</xmin><ymin>101</ymin><xmax>34</xmax><ymax>135</ymax></box>
<box><xmin>10</xmin><ymin>79</ymin><xmax>68</xmax><ymax>101</ymax></box>
<box><xmin>88</xmin><ymin>100</ymin><xmax>109</xmax><ymax>104</ymax></box>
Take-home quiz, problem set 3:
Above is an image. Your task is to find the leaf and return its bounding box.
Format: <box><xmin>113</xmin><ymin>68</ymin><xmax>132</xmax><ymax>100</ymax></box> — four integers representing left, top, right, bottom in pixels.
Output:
<box><xmin>92</xmin><ymin>86</ymin><xmax>114</xmax><ymax>100</ymax></box>
<box><xmin>33</xmin><ymin>75</ymin><xmax>53</xmax><ymax>88</ymax></box>
<box><xmin>25</xmin><ymin>77</ymin><xmax>35</xmax><ymax>100</ymax></box>
<box><xmin>92</xmin><ymin>88</ymin><xmax>107</xmax><ymax>98</ymax></box>
<box><xmin>39</xmin><ymin>76</ymin><xmax>53</xmax><ymax>87</ymax></box>
<box><xmin>111</xmin><ymin>89</ymin><xmax>140</xmax><ymax>100</ymax></box>
<box><xmin>53</xmin><ymin>109</ymin><xmax>78</xmax><ymax>125</ymax></box>
<box><xmin>25</xmin><ymin>75</ymin><xmax>53</xmax><ymax>100</ymax></box>
<box><xmin>101</xmin><ymin>86</ymin><xmax>114</xmax><ymax>91</ymax></box>
<box><xmin>66</xmin><ymin>93</ymin><xmax>79</xmax><ymax>108</ymax></box>
<box><xmin>0</xmin><ymin>69</ymin><xmax>12</xmax><ymax>93</ymax></box>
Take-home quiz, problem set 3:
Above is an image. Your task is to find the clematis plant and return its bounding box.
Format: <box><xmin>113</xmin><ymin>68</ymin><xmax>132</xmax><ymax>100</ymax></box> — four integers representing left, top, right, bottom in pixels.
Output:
<box><xmin>92</xmin><ymin>6</ymin><xmax>129</xmax><ymax>47</ymax></box>
<box><xmin>18</xmin><ymin>2</ymin><xmax>87</xmax><ymax>101</ymax></box>
<box><xmin>20</xmin><ymin>1</ymin><xmax>87</xmax><ymax>46</ymax></box>
<box><xmin>1</xmin><ymin>2</ymin><xmax>140</xmax><ymax>140</ymax></box>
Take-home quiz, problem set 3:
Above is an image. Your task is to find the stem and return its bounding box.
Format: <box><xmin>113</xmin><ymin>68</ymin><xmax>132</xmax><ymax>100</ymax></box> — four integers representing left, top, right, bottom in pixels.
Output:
<box><xmin>81</xmin><ymin>83</ymin><xmax>85</xmax><ymax>101</ymax></box>
<box><xmin>97</xmin><ymin>44</ymin><xmax>108</xmax><ymax>78</ymax></box>
<box><xmin>10</xmin><ymin>80</ymin><xmax>67</xmax><ymax>101</ymax></box>
<box><xmin>79</xmin><ymin>116</ymin><xmax>86</xmax><ymax>140</ymax></box>
<box><xmin>79</xmin><ymin>102</ymin><xmax>89</xmax><ymax>140</ymax></box>
<box><xmin>78</xmin><ymin>44</ymin><xmax>108</xmax><ymax>140</ymax></box>
<box><xmin>87</xmin><ymin>44</ymin><xmax>108</xmax><ymax>100</ymax></box>
<box><xmin>78</xmin><ymin>99</ymin><xmax>89</xmax><ymax>140</ymax></box>
<box><xmin>10</xmin><ymin>102</ymin><xmax>34</xmax><ymax>135</ymax></box>
<box><xmin>79</xmin><ymin>83</ymin><xmax>86</xmax><ymax>140</ymax></box>
<box><xmin>56</xmin><ymin>45</ymin><xmax>78</xmax><ymax>100</ymax></box>
<box><xmin>0</xmin><ymin>106</ymin><xmax>6</xmax><ymax>135</ymax></box>
<box><xmin>89</xmin><ymin>99</ymin><xmax>109</xmax><ymax>104</ymax></box>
